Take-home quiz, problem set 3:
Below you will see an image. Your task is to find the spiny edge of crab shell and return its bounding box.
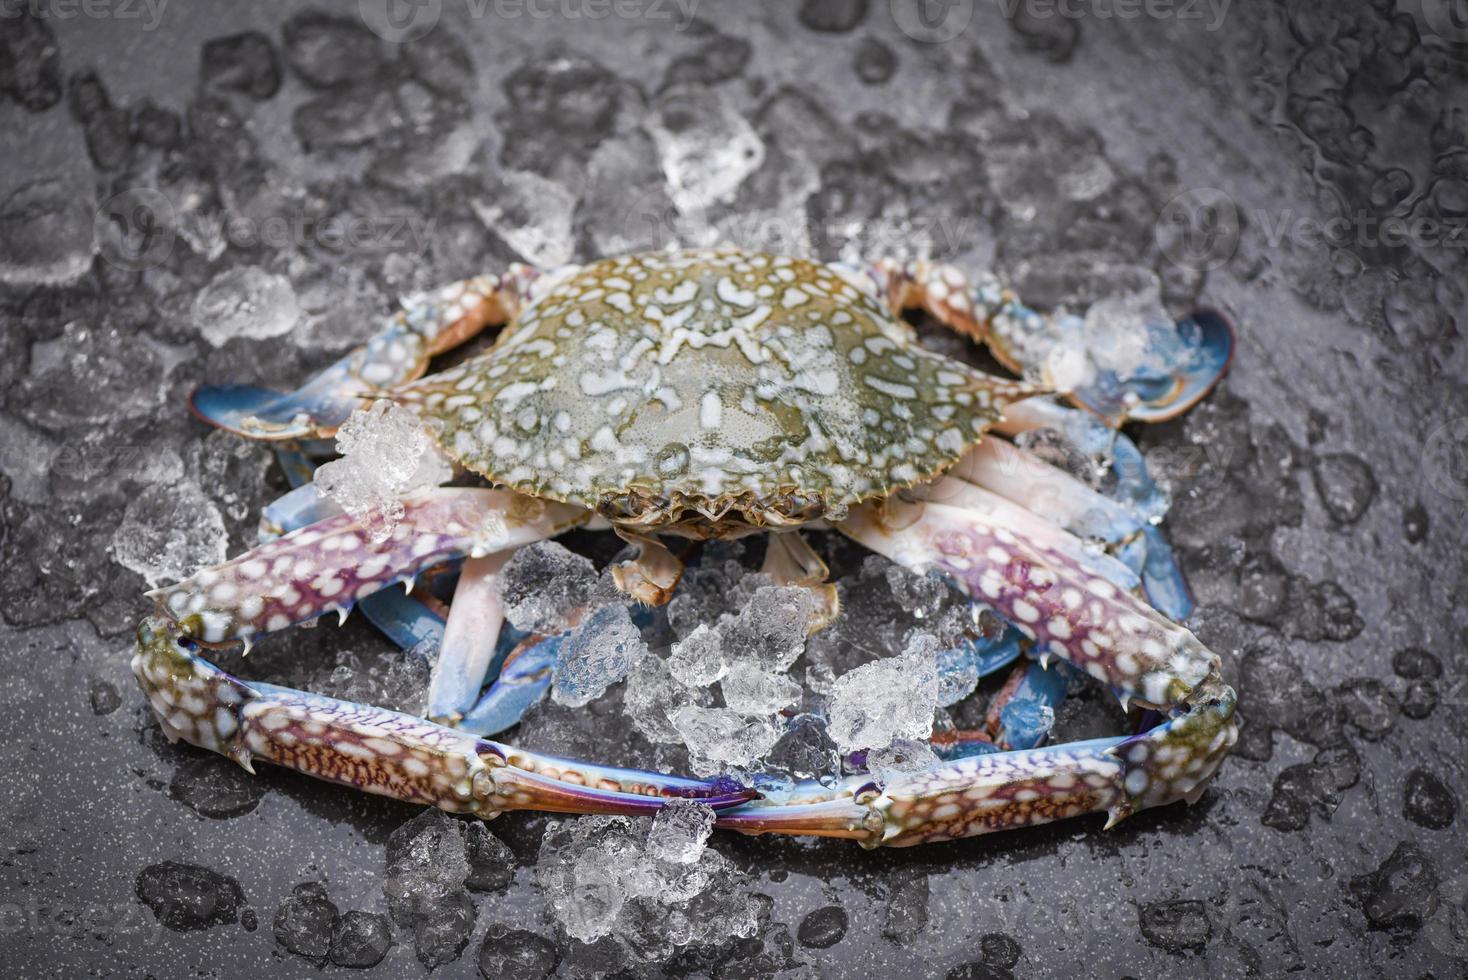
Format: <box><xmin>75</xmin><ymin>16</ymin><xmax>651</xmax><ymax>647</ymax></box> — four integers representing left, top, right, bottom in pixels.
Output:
<box><xmin>417</xmin><ymin>399</ymin><xmax>1033</xmax><ymax>529</ymax></box>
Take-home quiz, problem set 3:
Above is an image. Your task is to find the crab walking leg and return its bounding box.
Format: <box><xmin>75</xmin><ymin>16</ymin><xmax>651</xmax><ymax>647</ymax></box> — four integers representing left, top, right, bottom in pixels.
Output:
<box><xmin>426</xmin><ymin>551</ymin><xmax>512</xmax><ymax>726</ymax></box>
<box><xmin>840</xmin><ymin>493</ymin><xmax>1217</xmax><ymax>705</ymax></box>
<box><xmin>916</xmin><ymin>475</ymin><xmax>1142</xmax><ymax>597</ymax></box>
<box><xmin>191</xmin><ymin>266</ymin><xmax>543</xmax><ymax>440</ymax></box>
<box><xmin>761</xmin><ymin>531</ymin><xmax>840</xmax><ymax>630</ymax></box>
<box><xmin>133</xmin><ymin>619</ymin><xmax>755</xmax><ymax>817</ymax></box>
<box><xmin>150</xmin><ymin>489</ymin><xmax>588</xmax><ymax>645</ymax></box>
<box><xmin>949</xmin><ymin>438</ymin><xmax>1143</xmax><ymax>546</ymax></box>
<box><xmin>865</xmin><ymin>259</ymin><xmax>1233</xmax><ymax>424</ymax></box>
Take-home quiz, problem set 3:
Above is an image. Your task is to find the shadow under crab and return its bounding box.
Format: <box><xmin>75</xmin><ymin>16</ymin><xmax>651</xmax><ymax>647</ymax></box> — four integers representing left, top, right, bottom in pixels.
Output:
<box><xmin>136</xmin><ymin>247</ymin><xmax>1236</xmax><ymax>848</ymax></box>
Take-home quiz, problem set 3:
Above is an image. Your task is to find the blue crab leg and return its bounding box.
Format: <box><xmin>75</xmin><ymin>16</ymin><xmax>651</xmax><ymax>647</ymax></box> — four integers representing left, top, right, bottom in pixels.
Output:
<box><xmin>994</xmin><ymin>399</ymin><xmax>1193</xmax><ymax>618</ymax></box>
<box><xmin>456</xmin><ymin>636</ymin><xmax>560</xmax><ymax>737</ymax></box>
<box><xmin>950</xmin><ymin>436</ymin><xmax>1193</xmax><ymax>619</ymax></box>
<box><xmin>133</xmin><ymin>617</ymin><xmax>754</xmax><ymax>816</ymax></box>
<box><xmin>988</xmin><ymin>657</ymin><xmax>1074</xmax><ymax>750</ymax></box>
<box><xmin>191</xmin><ymin>269</ymin><xmax>538</xmax><ymax>440</ymax></box>
<box><xmin>151</xmin><ymin>488</ymin><xmax>587</xmax><ymax>645</ymax></box>
<box><xmin>950</xmin><ymin>437</ymin><xmax>1142</xmax><ymax>546</ymax></box>
<box><xmin>427</xmin><ymin>551</ymin><xmax>511</xmax><ymax>725</ymax></box>
<box><xmin>870</xmin><ymin>260</ymin><xmax>1234</xmax><ymax>424</ymax></box>
<box><xmin>840</xmin><ymin>488</ymin><xmax>1217</xmax><ymax>706</ymax></box>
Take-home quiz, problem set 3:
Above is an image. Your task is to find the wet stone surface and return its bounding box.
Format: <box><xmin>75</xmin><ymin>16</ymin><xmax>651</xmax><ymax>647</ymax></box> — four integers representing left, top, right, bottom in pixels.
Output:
<box><xmin>1</xmin><ymin>3</ymin><xmax>1466</xmax><ymax>978</ymax></box>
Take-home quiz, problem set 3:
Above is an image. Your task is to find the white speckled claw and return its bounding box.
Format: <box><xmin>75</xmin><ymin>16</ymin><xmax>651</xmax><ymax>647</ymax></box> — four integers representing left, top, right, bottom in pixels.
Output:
<box><xmin>149</xmin><ymin>488</ymin><xmax>588</xmax><ymax>645</ymax></box>
<box><xmin>190</xmin><ymin>270</ymin><xmax>536</xmax><ymax>440</ymax></box>
<box><xmin>132</xmin><ymin>617</ymin><xmax>755</xmax><ymax>817</ymax></box>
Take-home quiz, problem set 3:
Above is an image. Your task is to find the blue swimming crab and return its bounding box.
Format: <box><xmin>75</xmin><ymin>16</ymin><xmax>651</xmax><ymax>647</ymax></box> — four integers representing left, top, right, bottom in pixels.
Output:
<box><xmin>135</xmin><ymin>247</ymin><xmax>1237</xmax><ymax>847</ymax></box>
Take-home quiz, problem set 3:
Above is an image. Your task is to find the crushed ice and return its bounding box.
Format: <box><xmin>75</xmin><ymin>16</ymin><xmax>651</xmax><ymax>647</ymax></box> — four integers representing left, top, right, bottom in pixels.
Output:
<box><xmin>313</xmin><ymin>402</ymin><xmax>453</xmax><ymax>542</ymax></box>
<box><xmin>537</xmin><ymin>807</ymin><xmax>756</xmax><ymax>959</ymax></box>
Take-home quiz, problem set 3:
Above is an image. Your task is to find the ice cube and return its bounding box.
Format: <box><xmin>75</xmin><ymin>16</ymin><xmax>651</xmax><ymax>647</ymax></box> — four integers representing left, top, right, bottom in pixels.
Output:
<box><xmin>0</xmin><ymin>178</ymin><xmax>94</xmax><ymax>287</ymax></box>
<box><xmin>646</xmin><ymin>799</ymin><xmax>715</xmax><ymax>865</ymax></box>
<box><xmin>622</xmin><ymin>653</ymin><xmax>710</xmax><ymax>745</ymax></box>
<box><xmin>720</xmin><ymin>662</ymin><xmax>801</xmax><ymax>715</ymax></box>
<box><xmin>827</xmin><ymin>639</ymin><xmax>940</xmax><ymax>753</ymax></box>
<box><xmin>718</xmin><ymin>585</ymin><xmax>814</xmax><ymax>673</ymax></box>
<box><xmin>883</xmin><ymin>564</ymin><xmax>951</xmax><ymax>620</ymax></box>
<box><xmin>865</xmin><ymin>738</ymin><xmax>940</xmax><ymax>787</ymax></box>
<box><xmin>537</xmin><ymin>815</ymin><xmax>643</xmax><ymax>943</ymax></box>
<box><xmin>552</xmin><ymin>604</ymin><xmax>648</xmax><ymax>707</ymax></box>
<box><xmin>645</xmin><ymin>84</ymin><xmax>765</xmax><ymax>215</ymax></box>
<box><xmin>671</xmin><ymin>706</ymin><xmax>781</xmax><ymax>774</ymax></box>
<box><xmin>111</xmin><ymin>481</ymin><xmax>229</xmax><ymax>588</ymax></box>
<box><xmin>192</xmin><ymin>266</ymin><xmax>303</xmax><ymax>348</ymax></box>
<box><xmin>666</xmin><ymin>623</ymin><xmax>726</xmax><ymax>687</ymax></box>
<box><xmin>313</xmin><ymin>402</ymin><xmax>452</xmax><ymax>542</ymax></box>
<box><xmin>472</xmin><ymin>169</ymin><xmax>576</xmax><ymax>268</ymax></box>
<box><xmin>498</xmin><ymin>540</ymin><xmax>606</xmax><ymax>635</ymax></box>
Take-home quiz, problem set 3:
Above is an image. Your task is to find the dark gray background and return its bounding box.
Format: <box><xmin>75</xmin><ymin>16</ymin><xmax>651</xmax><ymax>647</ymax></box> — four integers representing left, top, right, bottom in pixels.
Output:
<box><xmin>1</xmin><ymin>0</ymin><xmax>1466</xmax><ymax>977</ymax></box>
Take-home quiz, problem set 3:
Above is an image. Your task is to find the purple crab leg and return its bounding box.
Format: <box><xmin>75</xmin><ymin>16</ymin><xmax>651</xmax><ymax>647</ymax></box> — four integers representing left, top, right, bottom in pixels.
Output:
<box><xmin>191</xmin><ymin>270</ymin><xmax>536</xmax><ymax>440</ymax></box>
<box><xmin>427</xmin><ymin>551</ymin><xmax>511</xmax><ymax>725</ymax></box>
<box><xmin>133</xmin><ymin>617</ymin><xmax>754</xmax><ymax>816</ymax></box>
<box><xmin>259</xmin><ymin>480</ymin><xmax>455</xmax><ymax>650</ymax></box>
<box><xmin>949</xmin><ymin>436</ymin><xmax>1194</xmax><ymax>618</ymax></box>
<box><xmin>151</xmin><ymin>488</ymin><xmax>587</xmax><ymax>645</ymax></box>
<box><xmin>840</xmin><ymin>488</ymin><xmax>1216</xmax><ymax>706</ymax></box>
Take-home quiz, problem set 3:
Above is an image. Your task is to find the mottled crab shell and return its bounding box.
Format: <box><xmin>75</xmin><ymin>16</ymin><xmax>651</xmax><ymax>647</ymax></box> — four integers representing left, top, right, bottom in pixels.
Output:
<box><xmin>398</xmin><ymin>249</ymin><xmax>1033</xmax><ymax>531</ymax></box>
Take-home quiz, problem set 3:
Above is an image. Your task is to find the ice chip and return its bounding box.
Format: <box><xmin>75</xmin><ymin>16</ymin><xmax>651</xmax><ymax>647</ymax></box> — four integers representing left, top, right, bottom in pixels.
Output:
<box><xmin>623</xmin><ymin>654</ymin><xmax>709</xmax><ymax>745</ymax></box>
<box><xmin>499</xmin><ymin>541</ymin><xmax>606</xmax><ymax>634</ymax></box>
<box><xmin>192</xmin><ymin>266</ymin><xmax>302</xmax><ymax>348</ymax></box>
<box><xmin>552</xmin><ymin>604</ymin><xmax>648</xmax><ymax>707</ymax></box>
<box><xmin>112</xmin><ymin>481</ymin><xmax>229</xmax><ymax>588</ymax></box>
<box><xmin>719</xmin><ymin>585</ymin><xmax>814</xmax><ymax>673</ymax></box>
<box><xmin>865</xmin><ymin>738</ymin><xmax>940</xmax><ymax>788</ymax></box>
<box><xmin>672</xmin><ymin>706</ymin><xmax>781</xmax><ymax>774</ymax></box>
<box><xmin>647</xmin><ymin>799</ymin><xmax>716</xmax><ymax>865</ymax></box>
<box><xmin>827</xmin><ymin>638</ymin><xmax>941</xmax><ymax>753</ymax></box>
<box><xmin>667</xmin><ymin>623</ymin><xmax>726</xmax><ymax>687</ymax></box>
<box><xmin>313</xmin><ymin>402</ymin><xmax>452</xmax><ymax>542</ymax></box>
<box><xmin>645</xmin><ymin>84</ymin><xmax>765</xmax><ymax>214</ymax></box>
<box><xmin>720</xmin><ymin>662</ymin><xmax>801</xmax><ymax>715</ymax></box>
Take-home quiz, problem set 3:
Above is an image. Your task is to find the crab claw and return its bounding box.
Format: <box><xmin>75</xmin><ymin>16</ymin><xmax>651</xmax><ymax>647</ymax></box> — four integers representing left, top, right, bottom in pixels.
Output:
<box><xmin>1066</xmin><ymin>308</ymin><xmax>1235</xmax><ymax>425</ymax></box>
<box><xmin>133</xmin><ymin>616</ymin><xmax>756</xmax><ymax>819</ymax></box>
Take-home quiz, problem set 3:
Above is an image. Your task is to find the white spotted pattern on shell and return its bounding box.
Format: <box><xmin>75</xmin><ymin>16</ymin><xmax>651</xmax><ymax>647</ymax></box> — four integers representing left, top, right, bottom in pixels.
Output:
<box><xmin>399</xmin><ymin>248</ymin><xmax>1033</xmax><ymax>530</ymax></box>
